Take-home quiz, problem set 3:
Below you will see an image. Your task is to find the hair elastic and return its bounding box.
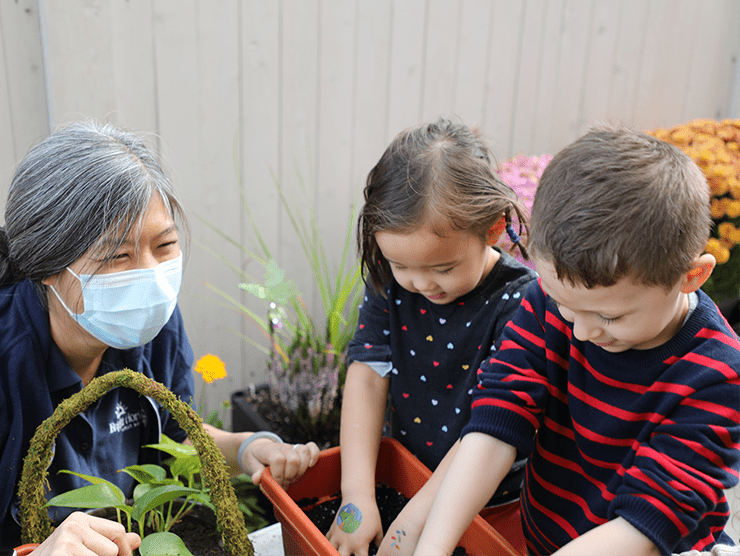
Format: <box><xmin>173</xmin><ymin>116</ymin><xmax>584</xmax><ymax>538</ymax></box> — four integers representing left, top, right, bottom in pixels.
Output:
<box><xmin>505</xmin><ymin>224</ymin><xmax>521</xmax><ymax>245</ymax></box>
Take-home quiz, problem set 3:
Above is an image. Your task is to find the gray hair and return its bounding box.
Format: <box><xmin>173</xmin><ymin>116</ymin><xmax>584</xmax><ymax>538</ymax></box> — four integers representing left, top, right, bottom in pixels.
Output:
<box><xmin>0</xmin><ymin>120</ymin><xmax>188</xmax><ymax>299</ymax></box>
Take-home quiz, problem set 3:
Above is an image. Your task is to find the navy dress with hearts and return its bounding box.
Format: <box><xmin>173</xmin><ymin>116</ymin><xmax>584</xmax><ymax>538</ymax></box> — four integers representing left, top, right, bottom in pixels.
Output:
<box><xmin>347</xmin><ymin>248</ymin><xmax>536</xmax><ymax>501</ymax></box>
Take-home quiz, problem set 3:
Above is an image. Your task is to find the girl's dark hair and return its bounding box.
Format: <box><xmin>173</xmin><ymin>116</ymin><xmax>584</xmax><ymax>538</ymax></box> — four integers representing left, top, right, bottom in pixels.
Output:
<box><xmin>358</xmin><ymin>117</ymin><xmax>528</xmax><ymax>293</ymax></box>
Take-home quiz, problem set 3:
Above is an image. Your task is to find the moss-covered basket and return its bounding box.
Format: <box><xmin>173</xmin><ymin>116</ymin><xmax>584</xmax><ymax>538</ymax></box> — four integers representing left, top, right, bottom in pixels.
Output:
<box><xmin>17</xmin><ymin>369</ymin><xmax>253</xmax><ymax>556</ymax></box>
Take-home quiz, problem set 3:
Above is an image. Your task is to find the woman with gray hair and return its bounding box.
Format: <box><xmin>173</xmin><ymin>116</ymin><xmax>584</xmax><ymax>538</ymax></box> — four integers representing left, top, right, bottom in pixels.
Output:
<box><xmin>0</xmin><ymin>121</ymin><xmax>319</xmax><ymax>555</ymax></box>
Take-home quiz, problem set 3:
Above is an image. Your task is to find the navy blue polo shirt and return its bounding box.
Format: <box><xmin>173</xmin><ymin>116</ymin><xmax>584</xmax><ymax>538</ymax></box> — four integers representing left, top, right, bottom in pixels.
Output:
<box><xmin>0</xmin><ymin>279</ymin><xmax>194</xmax><ymax>548</ymax></box>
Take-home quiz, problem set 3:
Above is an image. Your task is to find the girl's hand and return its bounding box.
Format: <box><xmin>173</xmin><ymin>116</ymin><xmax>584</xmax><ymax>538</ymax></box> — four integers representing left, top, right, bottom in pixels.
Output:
<box><xmin>326</xmin><ymin>493</ymin><xmax>383</xmax><ymax>556</ymax></box>
<box><xmin>30</xmin><ymin>512</ymin><xmax>141</xmax><ymax>555</ymax></box>
<box><xmin>242</xmin><ymin>439</ymin><xmax>320</xmax><ymax>487</ymax></box>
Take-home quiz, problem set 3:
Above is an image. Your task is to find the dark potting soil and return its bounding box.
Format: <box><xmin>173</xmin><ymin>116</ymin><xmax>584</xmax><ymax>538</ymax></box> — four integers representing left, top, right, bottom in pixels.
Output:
<box><xmin>299</xmin><ymin>484</ymin><xmax>468</xmax><ymax>556</ymax></box>
<box><xmin>166</xmin><ymin>503</ymin><xmax>227</xmax><ymax>556</ymax></box>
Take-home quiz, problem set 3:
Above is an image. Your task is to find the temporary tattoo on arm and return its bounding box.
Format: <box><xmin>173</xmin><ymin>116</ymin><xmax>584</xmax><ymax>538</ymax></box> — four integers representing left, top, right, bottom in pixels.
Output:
<box><xmin>390</xmin><ymin>527</ymin><xmax>407</xmax><ymax>550</ymax></box>
<box><xmin>337</xmin><ymin>503</ymin><xmax>362</xmax><ymax>533</ymax></box>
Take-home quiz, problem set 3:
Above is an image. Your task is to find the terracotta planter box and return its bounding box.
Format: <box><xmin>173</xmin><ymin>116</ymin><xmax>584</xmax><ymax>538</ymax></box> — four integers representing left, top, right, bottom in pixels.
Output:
<box><xmin>260</xmin><ymin>437</ymin><xmax>520</xmax><ymax>556</ymax></box>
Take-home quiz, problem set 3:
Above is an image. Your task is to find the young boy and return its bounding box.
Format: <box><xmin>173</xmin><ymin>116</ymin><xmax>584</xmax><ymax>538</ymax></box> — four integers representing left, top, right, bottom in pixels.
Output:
<box><xmin>409</xmin><ymin>126</ymin><xmax>740</xmax><ymax>556</ymax></box>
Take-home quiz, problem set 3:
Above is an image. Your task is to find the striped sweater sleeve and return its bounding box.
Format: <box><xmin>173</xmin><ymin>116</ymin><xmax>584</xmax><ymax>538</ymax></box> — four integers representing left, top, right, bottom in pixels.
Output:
<box><xmin>463</xmin><ymin>280</ymin><xmax>740</xmax><ymax>556</ymax></box>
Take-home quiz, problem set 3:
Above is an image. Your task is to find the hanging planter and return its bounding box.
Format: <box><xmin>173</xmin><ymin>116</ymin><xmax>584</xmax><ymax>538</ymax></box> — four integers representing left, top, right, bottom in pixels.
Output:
<box><xmin>16</xmin><ymin>369</ymin><xmax>253</xmax><ymax>556</ymax></box>
<box><xmin>259</xmin><ymin>436</ymin><xmax>521</xmax><ymax>556</ymax></box>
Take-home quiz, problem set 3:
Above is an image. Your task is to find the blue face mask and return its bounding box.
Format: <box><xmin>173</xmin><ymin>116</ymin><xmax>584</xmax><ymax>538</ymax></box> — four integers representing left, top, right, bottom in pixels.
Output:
<box><xmin>49</xmin><ymin>254</ymin><xmax>183</xmax><ymax>349</ymax></box>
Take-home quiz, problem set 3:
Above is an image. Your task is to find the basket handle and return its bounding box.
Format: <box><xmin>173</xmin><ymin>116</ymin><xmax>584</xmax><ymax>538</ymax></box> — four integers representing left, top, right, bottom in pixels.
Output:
<box><xmin>17</xmin><ymin>369</ymin><xmax>253</xmax><ymax>556</ymax></box>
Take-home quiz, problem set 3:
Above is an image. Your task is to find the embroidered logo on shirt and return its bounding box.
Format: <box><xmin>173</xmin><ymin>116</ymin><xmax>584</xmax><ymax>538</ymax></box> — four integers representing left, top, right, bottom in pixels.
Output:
<box><xmin>109</xmin><ymin>402</ymin><xmax>143</xmax><ymax>434</ymax></box>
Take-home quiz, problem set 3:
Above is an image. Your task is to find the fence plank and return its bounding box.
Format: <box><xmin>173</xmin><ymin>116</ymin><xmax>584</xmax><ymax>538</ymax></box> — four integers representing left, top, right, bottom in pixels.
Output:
<box><xmin>316</xmin><ymin>0</ymin><xmax>359</xmax><ymax>285</ymax></box>
<box><xmin>682</xmin><ymin>0</ymin><xmax>740</xmax><ymax>123</ymax></box>
<box><xmin>386</xmin><ymin>0</ymin><xmax>427</xmax><ymax>134</ymax></box>
<box><xmin>510</xmin><ymin>0</ymin><xmax>549</xmax><ymax>157</ymax></box>
<box><xmin>279</xmin><ymin>0</ymin><xmax>320</xmax><ymax>313</ymax></box>
<box><xmin>350</xmin><ymin>0</ymin><xmax>393</xmax><ymax>186</ymax></box>
<box><xmin>108</xmin><ymin>0</ymin><xmax>157</xmax><ymax>135</ymax></box>
<box><xmin>421</xmin><ymin>1</ymin><xmax>460</xmax><ymax>122</ymax></box>
<box><xmin>42</xmin><ymin>0</ymin><xmax>118</xmax><ymax>125</ymax></box>
<box><xmin>237</xmin><ymin>0</ymin><xmax>282</xmax><ymax>387</ymax></box>
<box><xmin>0</xmin><ymin>0</ymin><xmax>47</xmax><ymax>176</ymax></box>
<box><xmin>483</xmin><ymin>0</ymin><xmax>525</xmax><ymax>157</ymax></box>
<box><xmin>152</xmin><ymin>0</ymin><xmax>245</xmax><ymax>402</ymax></box>
<box><xmin>633</xmin><ymin>0</ymin><xmax>701</xmax><ymax>130</ymax></box>
<box><xmin>454</xmin><ymin>0</ymin><xmax>495</xmax><ymax>130</ymax></box>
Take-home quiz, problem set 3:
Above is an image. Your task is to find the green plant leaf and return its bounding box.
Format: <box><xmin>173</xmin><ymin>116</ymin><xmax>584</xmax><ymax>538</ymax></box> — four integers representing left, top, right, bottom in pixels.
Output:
<box><xmin>139</xmin><ymin>532</ymin><xmax>194</xmax><ymax>556</ymax></box>
<box><xmin>45</xmin><ymin>483</ymin><xmax>128</xmax><ymax>511</ymax></box>
<box><xmin>169</xmin><ymin>455</ymin><xmax>201</xmax><ymax>483</ymax></box>
<box><xmin>143</xmin><ymin>434</ymin><xmax>197</xmax><ymax>458</ymax></box>
<box><xmin>131</xmin><ymin>485</ymin><xmax>211</xmax><ymax>521</ymax></box>
<box><xmin>133</xmin><ymin>482</ymin><xmax>154</xmax><ymax>501</ymax></box>
<box><xmin>120</xmin><ymin>464</ymin><xmax>167</xmax><ymax>484</ymax></box>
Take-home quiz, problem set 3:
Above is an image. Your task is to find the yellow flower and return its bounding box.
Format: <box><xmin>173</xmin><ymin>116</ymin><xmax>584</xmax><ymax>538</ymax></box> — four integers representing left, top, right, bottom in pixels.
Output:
<box><xmin>194</xmin><ymin>354</ymin><xmax>227</xmax><ymax>384</ymax></box>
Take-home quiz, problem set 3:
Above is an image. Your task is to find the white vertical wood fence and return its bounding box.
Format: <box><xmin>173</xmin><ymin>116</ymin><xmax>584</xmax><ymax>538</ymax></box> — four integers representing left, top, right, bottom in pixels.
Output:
<box><xmin>0</xmin><ymin>0</ymin><xmax>739</xmax><ymax>422</ymax></box>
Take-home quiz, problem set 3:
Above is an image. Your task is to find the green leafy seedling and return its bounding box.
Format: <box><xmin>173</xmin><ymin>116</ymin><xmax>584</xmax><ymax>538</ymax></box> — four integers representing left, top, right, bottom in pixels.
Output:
<box><xmin>139</xmin><ymin>532</ymin><xmax>194</xmax><ymax>556</ymax></box>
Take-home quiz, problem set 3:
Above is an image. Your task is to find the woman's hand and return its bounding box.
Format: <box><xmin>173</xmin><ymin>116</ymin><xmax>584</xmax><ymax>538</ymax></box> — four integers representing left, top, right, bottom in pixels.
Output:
<box><xmin>30</xmin><ymin>512</ymin><xmax>140</xmax><ymax>555</ymax></box>
<box><xmin>197</xmin><ymin>424</ymin><xmax>320</xmax><ymax>487</ymax></box>
<box><xmin>326</xmin><ymin>492</ymin><xmax>383</xmax><ymax>556</ymax></box>
<box><xmin>242</xmin><ymin>438</ymin><xmax>320</xmax><ymax>487</ymax></box>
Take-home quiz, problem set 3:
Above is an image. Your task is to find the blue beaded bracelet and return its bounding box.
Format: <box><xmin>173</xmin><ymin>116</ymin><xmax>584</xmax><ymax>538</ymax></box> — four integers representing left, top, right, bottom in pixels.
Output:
<box><xmin>237</xmin><ymin>431</ymin><xmax>284</xmax><ymax>474</ymax></box>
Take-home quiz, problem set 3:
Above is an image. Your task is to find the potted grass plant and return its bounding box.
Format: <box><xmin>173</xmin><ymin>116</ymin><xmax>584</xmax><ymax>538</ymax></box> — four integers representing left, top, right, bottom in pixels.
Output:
<box><xmin>200</xmin><ymin>160</ymin><xmax>363</xmax><ymax>450</ymax></box>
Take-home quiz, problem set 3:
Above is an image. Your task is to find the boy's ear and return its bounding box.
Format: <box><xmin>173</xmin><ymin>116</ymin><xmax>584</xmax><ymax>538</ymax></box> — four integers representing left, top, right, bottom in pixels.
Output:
<box><xmin>487</xmin><ymin>217</ymin><xmax>506</xmax><ymax>246</ymax></box>
<box><xmin>680</xmin><ymin>253</ymin><xmax>716</xmax><ymax>294</ymax></box>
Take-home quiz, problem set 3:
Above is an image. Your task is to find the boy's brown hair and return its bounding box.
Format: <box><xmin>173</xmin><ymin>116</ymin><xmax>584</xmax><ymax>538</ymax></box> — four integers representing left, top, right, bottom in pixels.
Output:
<box><xmin>528</xmin><ymin>124</ymin><xmax>711</xmax><ymax>289</ymax></box>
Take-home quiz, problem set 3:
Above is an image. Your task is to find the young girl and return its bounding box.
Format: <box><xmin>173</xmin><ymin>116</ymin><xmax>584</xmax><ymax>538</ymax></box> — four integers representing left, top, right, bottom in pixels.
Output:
<box><xmin>327</xmin><ymin>117</ymin><xmax>536</xmax><ymax>556</ymax></box>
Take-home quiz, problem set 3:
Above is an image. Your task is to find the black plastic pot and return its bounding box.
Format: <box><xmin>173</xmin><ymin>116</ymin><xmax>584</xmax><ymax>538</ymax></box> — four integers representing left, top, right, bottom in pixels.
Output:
<box><xmin>231</xmin><ymin>385</ymin><xmax>272</xmax><ymax>433</ymax></box>
<box><xmin>717</xmin><ymin>297</ymin><xmax>740</xmax><ymax>335</ymax></box>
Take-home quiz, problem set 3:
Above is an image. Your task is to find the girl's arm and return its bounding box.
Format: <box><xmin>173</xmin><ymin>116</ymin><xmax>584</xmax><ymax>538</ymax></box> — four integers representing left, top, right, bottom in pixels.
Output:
<box><xmin>413</xmin><ymin>433</ymin><xmax>517</xmax><ymax>556</ymax></box>
<box><xmin>327</xmin><ymin>361</ymin><xmax>389</xmax><ymax>556</ymax></box>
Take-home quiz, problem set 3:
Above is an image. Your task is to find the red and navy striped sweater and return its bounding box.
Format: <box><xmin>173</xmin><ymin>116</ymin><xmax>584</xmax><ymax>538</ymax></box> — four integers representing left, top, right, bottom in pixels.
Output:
<box><xmin>463</xmin><ymin>279</ymin><xmax>740</xmax><ymax>556</ymax></box>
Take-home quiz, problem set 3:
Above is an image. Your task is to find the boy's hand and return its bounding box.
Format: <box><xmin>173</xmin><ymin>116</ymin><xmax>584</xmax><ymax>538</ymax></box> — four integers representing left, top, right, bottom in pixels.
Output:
<box><xmin>378</xmin><ymin>441</ymin><xmax>460</xmax><ymax>556</ymax></box>
<box><xmin>31</xmin><ymin>511</ymin><xmax>141</xmax><ymax>555</ymax></box>
<box><xmin>377</xmin><ymin>499</ymin><xmax>426</xmax><ymax>556</ymax></box>
<box><xmin>326</xmin><ymin>493</ymin><xmax>383</xmax><ymax>556</ymax></box>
